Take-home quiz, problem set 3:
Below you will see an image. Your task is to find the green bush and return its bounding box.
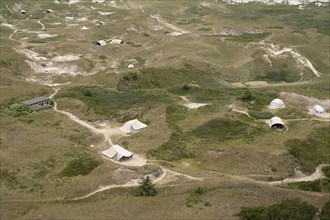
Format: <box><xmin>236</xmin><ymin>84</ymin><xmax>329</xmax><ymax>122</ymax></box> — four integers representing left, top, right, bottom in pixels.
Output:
<box><xmin>237</xmin><ymin>198</ymin><xmax>318</xmax><ymax>220</ymax></box>
<box><xmin>287</xmin><ymin>180</ymin><xmax>322</xmax><ymax>192</ymax></box>
<box><xmin>320</xmin><ymin>201</ymin><xmax>330</xmax><ymax>220</ymax></box>
<box><xmin>195</xmin><ymin>186</ymin><xmax>205</xmax><ymax>194</ymax></box>
<box><xmin>6</xmin><ymin>103</ymin><xmax>38</xmax><ymax>117</ymax></box>
<box><xmin>237</xmin><ymin>206</ymin><xmax>268</xmax><ymax>220</ymax></box>
<box><xmin>248</xmin><ymin>110</ymin><xmax>274</xmax><ymax>119</ymax></box>
<box><xmin>60</xmin><ymin>156</ymin><xmax>100</xmax><ymax>177</ymax></box>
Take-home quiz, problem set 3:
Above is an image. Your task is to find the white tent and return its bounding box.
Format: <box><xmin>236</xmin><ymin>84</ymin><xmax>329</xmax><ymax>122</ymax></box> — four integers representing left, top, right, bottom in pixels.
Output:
<box><xmin>313</xmin><ymin>105</ymin><xmax>325</xmax><ymax>115</ymax></box>
<box><xmin>266</xmin><ymin>116</ymin><xmax>287</xmax><ymax>130</ymax></box>
<box><xmin>96</xmin><ymin>40</ymin><xmax>107</xmax><ymax>46</ymax></box>
<box><xmin>269</xmin><ymin>98</ymin><xmax>284</xmax><ymax>109</ymax></box>
<box><xmin>101</xmin><ymin>145</ymin><xmax>133</xmax><ymax>161</ymax></box>
<box><xmin>110</xmin><ymin>39</ymin><xmax>123</xmax><ymax>44</ymax></box>
<box><xmin>120</xmin><ymin>119</ymin><xmax>147</xmax><ymax>133</ymax></box>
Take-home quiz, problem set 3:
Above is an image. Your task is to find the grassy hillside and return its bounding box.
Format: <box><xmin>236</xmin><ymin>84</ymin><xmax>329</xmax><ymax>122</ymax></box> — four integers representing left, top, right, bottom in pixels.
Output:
<box><xmin>1</xmin><ymin>0</ymin><xmax>329</xmax><ymax>219</ymax></box>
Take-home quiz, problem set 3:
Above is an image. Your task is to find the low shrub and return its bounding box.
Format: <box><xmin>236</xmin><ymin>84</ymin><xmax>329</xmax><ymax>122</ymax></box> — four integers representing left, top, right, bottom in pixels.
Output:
<box><xmin>237</xmin><ymin>198</ymin><xmax>318</xmax><ymax>220</ymax></box>
<box><xmin>248</xmin><ymin>110</ymin><xmax>274</xmax><ymax>119</ymax></box>
<box><xmin>192</xmin><ymin>118</ymin><xmax>262</xmax><ymax>142</ymax></box>
<box><xmin>60</xmin><ymin>156</ymin><xmax>101</xmax><ymax>177</ymax></box>
<box><xmin>320</xmin><ymin>201</ymin><xmax>330</xmax><ymax>220</ymax></box>
<box><xmin>286</xmin><ymin>126</ymin><xmax>330</xmax><ymax>173</ymax></box>
<box><xmin>6</xmin><ymin>103</ymin><xmax>38</xmax><ymax>117</ymax></box>
<box><xmin>322</xmin><ymin>166</ymin><xmax>330</xmax><ymax>178</ymax></box>
<box><xmin>287</xmin><ymin>180</ymin><xmax>322</xmax><ymax>192</ymax></box>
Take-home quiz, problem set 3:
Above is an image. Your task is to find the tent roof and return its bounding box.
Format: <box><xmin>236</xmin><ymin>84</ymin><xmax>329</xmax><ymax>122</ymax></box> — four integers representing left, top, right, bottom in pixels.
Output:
<box><xmin>271</xmin><ymin>98</ymin><xmax>284</xmax><ymax>104</ymax></box>
<box><xmin>96</xmin><ymin>40</ymin><xmax>107</xmax><ymax>46</ymax></box>
<box><xmin>120</xmin><ymin>119</ymin><xmax>147</xmax><ymax>132</ymax></box>
<box><xmin>269</xmin><ymin>98</ymin><xmax>284</xmax><ymax>109</ymax></box>
<box><xmin>21</xmin><ymin>96</ymin><xmax>49</xmax><ymax>105</ymax></box>
<box><xmin>101</xmin><ymin>145</ymin><xmax>133</xmax><ymax>160</ymax></box>
<box><xmin>110</xmin><ymin>39</ymin><xmax>123</xmax><ymax>44</ymax></box>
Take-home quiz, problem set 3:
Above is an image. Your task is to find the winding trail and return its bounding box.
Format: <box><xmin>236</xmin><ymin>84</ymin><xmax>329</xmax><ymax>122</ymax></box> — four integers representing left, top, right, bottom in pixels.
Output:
<box><xmin>5</xmin><ymin>4</ymin><xmax>14</xmax><ymax>15</ymax></box>
<box><xmin>73</xmin><ymin>168</ymin><xmax>203</xmax><ymax>200</ymax></box>
<box><xmin>151</xmin><ymin>14</ymin><xmax>190</xmax><ymax>34</ymax></box>
<box><xmin>50</xmin><ymin>88</ymin><xmax>113</xmax><ymax>145</ymax></box>
<box><xmin>37</xmin><ymin>20</ymin><xmax>45</xmax><ymax>30</ymax></box>
<box><xmin>261</xmin><ymin>41</ymin><xmax>321</xmax><ymax>77</ymax></box>
<box><xmin>264</xmin><ymin>164</ymin><xmax>329</xmax><ymax>186</ymax></box>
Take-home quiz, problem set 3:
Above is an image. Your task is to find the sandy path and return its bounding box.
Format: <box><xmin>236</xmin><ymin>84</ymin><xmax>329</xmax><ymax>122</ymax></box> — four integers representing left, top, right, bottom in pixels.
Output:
<box><xmin>37</xmin><ymin>20</ymin><xmax>45</xmax><ymax>30</ymax></box>
<box><xmin>73</xmin><ymin>167</ymin><xmax>203</xmax><ymax>200</ymax></box>
<box><xmin>5</xmin><ymin>4</ymin><xmax>14</xmax><ymax>14</ymax></box>
<box><xmin>265</xmin><ymin>164</ymin><xmax>329</xmax><ymax>186</ymax></box>
<box><xmin>50</xmin><ymin>88</ymin><xmax>113</xmax><ymax>145</ymax></box>
<box><xmin>180</xmin><ymin>96</ymin><xmax>207</xmax><ymax>109</ymax></box>
<box><xmin>151</xmin><ymin>14</ymin><xmax>190</xmax><ymax>34</ymax></box>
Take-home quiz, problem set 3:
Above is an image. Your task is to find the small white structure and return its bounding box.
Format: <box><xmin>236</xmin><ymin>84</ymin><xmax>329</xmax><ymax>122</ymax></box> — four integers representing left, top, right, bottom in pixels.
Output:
<box><xmin>269</xmin><ymin>98</ymin><xmax>285</xmax><ymax>109</ymax></box>
<box><xmin>128</xmin><ymin>64</ymin><xmax>134</xmax><ymax>68</ymax></box>
<box><xmin>313</xmin><ymin>105</ymin><xmax>325</xmax><ymax>116</ymax></box>
<box><xmin>120</xmin><ymin>119</ymin><xmax>147</xmax><ymax>133</ymax></box>
<box><xmin>101</xmin><ymin>145</ymin><xmax>133</xmax><ymax>161</ymax></box>
<box><xmin>267</xmin><ymin>116</ymin><xmax>287</xmax><ymax>130</ymax></box>
<box><xmin>110</xmin><ymin>39</ymin><xmax>123</xmax><ymax>44</ymax></box>
<box><xmin>81</xmin><ymin>26</ymin><xmax>89</xmax><ymax>30</ymax></box>
<box><xmin>20</xmin><ymin>10</ymin><xmax>27</xmax><ymax>15</ymax></box>
<box><xmin>45</xmin><ymin>9</ymin><xmax>53</xmax><ymax>13</ymax></box>
<box><xmin>96</xmin><ymin>40</ymin><xmax>107</xmax><ymax>46</ymax></box>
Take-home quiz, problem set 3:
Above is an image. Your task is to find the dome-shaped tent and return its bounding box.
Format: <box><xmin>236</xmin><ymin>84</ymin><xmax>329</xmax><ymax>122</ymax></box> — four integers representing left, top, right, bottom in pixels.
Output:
<box><xmin>269</xmin><ymin>98</ymin><xmax>284</xmax><ymax>109</ymax></box>
<box><xmin>267</xmin><ymin>116</ymin><xmax>287</xmax><ymax>130</ymax></box>
<box><xmin>313</xmin><ymin>105</ymin><xmax>325</xmax><ymax>115</ymax></box>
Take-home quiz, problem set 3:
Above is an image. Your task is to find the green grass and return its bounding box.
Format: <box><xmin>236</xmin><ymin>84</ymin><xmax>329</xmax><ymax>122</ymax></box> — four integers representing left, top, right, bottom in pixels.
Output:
<box><xmin>147</xmin><ymin>131</ymin><xmax>194</xmax><ymax>161</ymax></box>
<box><xmin>248</xmin><ymin>110</ymin><xmax>274</xmax><ymax>119</ymax></box>
<box><xmin>237</xmin><ymin>198</ymin><xmax>318</xmax><ymax>220</ymax></box>
<box><xmin>286</xmin><ymin>126</ymin><xmax>330</xmax><ymax>173</ymax></box>
<box><xmin>276</xmin><ymin>107</ymin><xmax>310</xmax><ymax>119</ymax></box>
<box><xmin>117</xmin><ymin>65</ymin><xmax>217</xmax><ymax>90</ymax></box>
<box><xmin>224</xmin><ymin>32</ymin><xmax>271</xmax><ymax>42</ymax></box>
<box><xmin>55</xmin><ymin>85</ymin><xmax>176</xmax><ymax>118</ymax></box>
<box><xmin>60</xmin><ymin>155</ymin><xmax>101</xmax><ymax>177</ymax></box>
<box><xmin>287</xmin><ymin>179</ymin><xmax>330</xmax><ymax>192</ymax></box>
<box><xmin>192</xmin><ymin>117</ymin><xmax>263</xmax><ymax>143</ymax></box>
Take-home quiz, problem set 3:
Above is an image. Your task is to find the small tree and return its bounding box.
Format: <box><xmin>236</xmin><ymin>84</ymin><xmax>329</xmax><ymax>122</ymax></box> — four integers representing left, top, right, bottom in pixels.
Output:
<box><xmin>137</xmin><ymin>175</ymin><xmax>157</xmax><ymax>197</ymax></box>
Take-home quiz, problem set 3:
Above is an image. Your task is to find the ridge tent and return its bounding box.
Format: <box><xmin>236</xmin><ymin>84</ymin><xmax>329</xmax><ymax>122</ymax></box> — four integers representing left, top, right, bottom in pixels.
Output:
<box><xmin>101</xmin><ymin>145</ymin><xmax>133</xmax><ymax>161</ymax></box>
<box><xmin>120</xmin><ymin>119</ymin><xmax>147</xmax><ymax>133</ymax></box>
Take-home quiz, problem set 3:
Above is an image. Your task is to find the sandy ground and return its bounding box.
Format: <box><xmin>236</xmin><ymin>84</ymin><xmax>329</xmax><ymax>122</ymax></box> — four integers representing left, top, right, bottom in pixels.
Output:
<box><xmin>38</xmin><ymin>33</ymin><xmax>59</xmax><ymax>39</ymax></box>
<box><xmin>180</xmin><ymin>96</ymin><xmax>208</xmax><ymax>109</ymax></box>
<box><xmin>260</xmin><ymin>40</ymin><xmax>321</xmax><ymax>77</ymax></box>
<box><xmin>280</xmin><ymin>92</ymin><xmax>330</xmax><ymax>118</ymax></box>
<box><xmin>73</xmin><ymin>167</ymin><xmax>203</xmax><ymax>200</ymax></box>
<box><xmin>150</xmin><ymin>14</ymin><xmax>190</xmax><ymax>34</ymax></box>
<box><xmin>50</xmin><ymin>88</ymin><xmax>148</xmax><ymax>167</ymax></box>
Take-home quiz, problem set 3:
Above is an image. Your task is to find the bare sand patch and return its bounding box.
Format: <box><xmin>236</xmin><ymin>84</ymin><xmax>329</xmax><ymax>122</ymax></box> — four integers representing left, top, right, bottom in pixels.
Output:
<box><xmin>245</xmin><ymin>81</ymin><xmax>269</xmax><ymax>87</ymax></box>
<box><xmin>180</xmin><ymin>96</ymin><xmax>207</xmax><ymax>109</ymax></box>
